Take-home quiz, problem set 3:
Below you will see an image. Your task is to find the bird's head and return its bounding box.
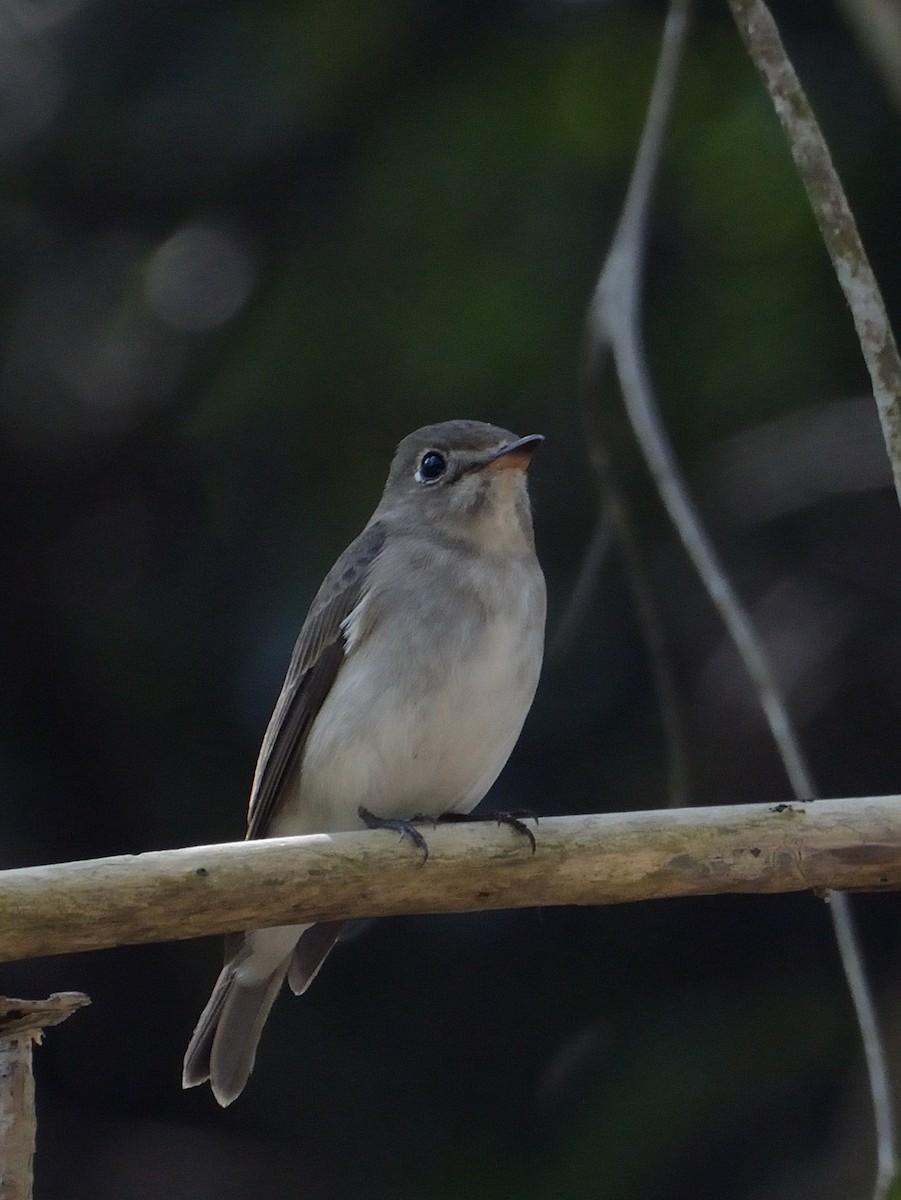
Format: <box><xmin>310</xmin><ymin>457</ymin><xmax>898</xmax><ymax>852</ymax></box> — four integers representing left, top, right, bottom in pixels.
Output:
<box><xmin>379</xmin><ymin>419</ymin><xmax>543</xmax><ymax>554</ymax></box>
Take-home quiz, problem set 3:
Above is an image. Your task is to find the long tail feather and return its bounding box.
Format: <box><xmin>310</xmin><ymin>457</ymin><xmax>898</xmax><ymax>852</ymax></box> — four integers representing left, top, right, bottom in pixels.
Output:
<box><xmin>183</xmin><ymin>961</ymin><xmax>290</xmax><ymax>1106</ymax></box>
<box><xmin>287</xmin><ymin>921</ymin><xmax>346</xmax><ymax>995</ymax></box>
<box><xmin>183</xmin><ymin>925</ymin><xmax>307</xmax><ymax>1106</ymax></box>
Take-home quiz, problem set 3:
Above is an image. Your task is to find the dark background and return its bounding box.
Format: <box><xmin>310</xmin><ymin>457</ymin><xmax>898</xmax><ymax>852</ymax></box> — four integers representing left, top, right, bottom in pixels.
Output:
<box><xmin>3</xmin><ymin>2</ymin><xmax>901</xmax><ymax>1197</ymax></box>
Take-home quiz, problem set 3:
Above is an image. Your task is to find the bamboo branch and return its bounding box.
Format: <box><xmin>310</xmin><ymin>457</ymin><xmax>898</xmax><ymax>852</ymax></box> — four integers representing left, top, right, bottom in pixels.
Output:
<box><xmin>1</xmin><ymin>797</ymin><xmax>901</xmax><ymax>964</ymax></box>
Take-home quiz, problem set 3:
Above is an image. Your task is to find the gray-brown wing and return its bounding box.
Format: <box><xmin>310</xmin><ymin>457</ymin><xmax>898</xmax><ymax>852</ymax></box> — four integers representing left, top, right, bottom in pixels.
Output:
<box><xmin>245</xmin><ymin>520</ymin><xmax>387</xmax><ymax>841</ymax></box>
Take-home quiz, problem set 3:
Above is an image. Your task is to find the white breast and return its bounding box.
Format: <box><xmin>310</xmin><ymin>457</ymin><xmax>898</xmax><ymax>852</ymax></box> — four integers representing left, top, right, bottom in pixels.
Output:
<box><xmin>270</xmin><ymin>566</ymin><xmax>544</xmax><ymax>835</ymax></box>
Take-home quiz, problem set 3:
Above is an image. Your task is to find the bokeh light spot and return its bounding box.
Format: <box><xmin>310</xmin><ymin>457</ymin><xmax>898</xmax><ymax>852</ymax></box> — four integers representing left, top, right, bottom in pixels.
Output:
<box><xmin>144</xmin><ymin>223</ymin><xmax>257</xmax><ymax>333</ymax></box>
<box><xmin>0</xmin><ymin>25</ymin><xmax>63</xmax><ymax>152</ymax></box>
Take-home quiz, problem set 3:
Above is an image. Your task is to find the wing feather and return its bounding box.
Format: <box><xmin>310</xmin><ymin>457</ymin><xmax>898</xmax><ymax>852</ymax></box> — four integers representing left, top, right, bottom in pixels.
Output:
<box><xmin>245</xmin><ymin>520</ymin><xmax>386</xmax><ymax>840</ymax></box>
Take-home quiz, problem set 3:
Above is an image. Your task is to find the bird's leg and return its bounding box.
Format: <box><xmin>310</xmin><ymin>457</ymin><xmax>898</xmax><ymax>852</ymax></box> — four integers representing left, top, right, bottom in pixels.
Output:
<box><xmin>434</xmin><ymin>809</ymin><xmax>538</xmax><ymax>854</ymax></box>
<box><xmin>358</xmin><ymin>806</ymin><xmax>539</xmax><ymax>859</ymax></box>
<box><xmin>358</xmin><ymin>805</ymin><xmax>432</xmax><ymax>863</ymax></box>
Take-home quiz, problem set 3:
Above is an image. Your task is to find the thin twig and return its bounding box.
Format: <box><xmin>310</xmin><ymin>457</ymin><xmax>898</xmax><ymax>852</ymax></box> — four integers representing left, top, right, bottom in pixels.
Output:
<box><xmin>570</xmin><ymin>0</ymin><xmax>693</xmax><ymax>807</ymax></box>
<box><xmin>719</xmin><ymin>9</ymin><xmax>901</xmax><ymax>1192</ymax></box>
<box><xmin>829</xmin><ymin>895</ymin><xmax>899</xmax><ymax>1200</ymax></box>
<box><xmin>729</xmin><ymin>0</ymin><xmax>901</xmax><ymax>511</ymax></box>
<box><xmin>580</xmin><ymin>4</ymin><xmax>897</xmax><ymax>1195</ymax></box>
<box><xmin>609</xmin><ymin>300</ymin><xmax>818</xmax><ymax>793</ymax></box>
<box><xmin>727</xmin><ymin>7</ymin><xmax>901</xmax><ymax>1193</ymax></box>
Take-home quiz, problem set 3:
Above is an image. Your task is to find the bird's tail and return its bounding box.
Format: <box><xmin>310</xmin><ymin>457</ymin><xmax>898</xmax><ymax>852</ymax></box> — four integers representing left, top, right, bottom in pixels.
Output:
<box><xmin>183</xmin><ymin>920</ymin><xmax>348</xmax><ymax>1105</ymax></box>
<box><xmin>182</xmin><ymin>958</ymin><xmax>288</xmax><ymax>1107</ymax></box>
<box><xmin>183</xmin><ymin>924</ymin><xmax>306</xmax><ymax>1106</ymax></box>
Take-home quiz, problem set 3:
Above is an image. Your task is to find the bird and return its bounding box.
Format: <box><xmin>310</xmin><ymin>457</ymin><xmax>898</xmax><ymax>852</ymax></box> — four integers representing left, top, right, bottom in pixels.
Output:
<box><xmin>183</xmin><ymin>419</ymin><xmax>546</xmax><ymax>1105</ymax></box>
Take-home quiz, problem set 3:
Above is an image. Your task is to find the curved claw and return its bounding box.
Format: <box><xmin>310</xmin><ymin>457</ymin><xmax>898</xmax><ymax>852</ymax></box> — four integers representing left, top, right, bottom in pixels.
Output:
<box><xmin>493</xmin><ymin>813</ymin><xmax>537</xmax><ymax>854</ymax></box>
<box><xmin>433</xmin><ymin>809</ymin><xmax>539</xmax><ymax>855</ymax></box>
<box><xmin>358</xmin><ymin>805</ymin><xmax>431</xmax><ymax>864</ymax></box>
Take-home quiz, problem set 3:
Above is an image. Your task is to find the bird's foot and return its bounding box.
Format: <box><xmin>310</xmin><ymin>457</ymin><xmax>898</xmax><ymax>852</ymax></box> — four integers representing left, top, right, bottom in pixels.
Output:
<box><xmin>358</xmin><ymin>805</ymin><xmax>432</xmax><ymax>863</ymax></box>
<box><xmin>435</xmin><ymin>809</ymin><xmax>539</xmax><ymax>854</ymax></box>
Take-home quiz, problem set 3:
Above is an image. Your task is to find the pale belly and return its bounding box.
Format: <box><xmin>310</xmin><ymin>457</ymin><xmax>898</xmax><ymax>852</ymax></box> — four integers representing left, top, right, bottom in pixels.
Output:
<box><xmin>270</xmin><ymin>612</ymin><xmax>543</xmax><ymax>835</ymax></box>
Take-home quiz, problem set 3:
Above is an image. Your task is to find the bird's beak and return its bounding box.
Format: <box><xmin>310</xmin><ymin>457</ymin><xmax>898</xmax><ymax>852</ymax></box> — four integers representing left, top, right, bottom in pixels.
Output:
<box><xmin>478</xmin><ymin>433</ymin><xmax>545</xmax><ymax>474</ymax></box>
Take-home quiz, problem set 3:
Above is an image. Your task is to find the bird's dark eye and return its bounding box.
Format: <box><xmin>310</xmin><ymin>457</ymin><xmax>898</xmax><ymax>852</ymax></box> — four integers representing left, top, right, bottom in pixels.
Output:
<box><xmin>416</xmin><ymin>451</ymin><xmax>447</xmax><ymax>482</ymax></box>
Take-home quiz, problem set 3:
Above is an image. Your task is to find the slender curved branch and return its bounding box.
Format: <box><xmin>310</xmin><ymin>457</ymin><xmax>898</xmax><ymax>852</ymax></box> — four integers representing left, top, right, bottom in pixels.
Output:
<box><xmin>568</xmin><ymin>0</ymin><xmax>693</xmax><ymax>807</ymax></box>
<box><xmin>580</xmin><ymin>2</ymin><xmax>899</xmax><ymax>1194</ymax></box>
<box><xmin>729</xmin><ymin>0</ymin><xmax>901</xmax><ymax>511</ymax></box>
<box><xmin>725</xmin><ymin>8</ymin><xmax>901</xmax><ymax>1194</ymax></box>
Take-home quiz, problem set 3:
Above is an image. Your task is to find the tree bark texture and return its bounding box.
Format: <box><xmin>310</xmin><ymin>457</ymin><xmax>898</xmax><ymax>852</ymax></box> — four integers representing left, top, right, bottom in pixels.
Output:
<box><xmin>1</xmin><ymin>798</ymin><xmax>900</xmax><ymax>964</ymax></box>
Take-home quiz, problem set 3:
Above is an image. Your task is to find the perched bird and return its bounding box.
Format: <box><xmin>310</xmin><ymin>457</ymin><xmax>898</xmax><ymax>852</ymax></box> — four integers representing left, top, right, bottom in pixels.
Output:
<box><xmin>183</xmin><ymin>419</ymin><xmax>546</xmax><ymax>1105</ymax></box>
